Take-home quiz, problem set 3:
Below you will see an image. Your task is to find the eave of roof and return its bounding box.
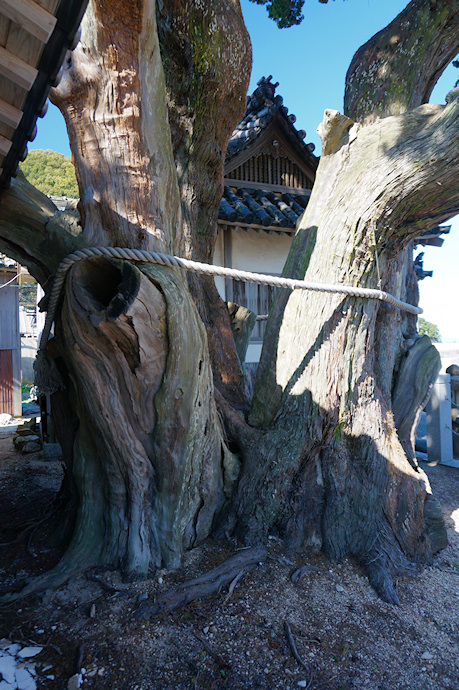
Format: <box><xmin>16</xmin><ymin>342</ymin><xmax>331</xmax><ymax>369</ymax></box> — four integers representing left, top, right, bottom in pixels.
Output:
<box><xmin>0</xmin><ymin>0</ymin><xmax>89</xmax><ymax>196</ymax></box>
<box><xmin>219</xmin><ymin>184</ymin><xmax>310</xmax><ymax>234</ymax></box>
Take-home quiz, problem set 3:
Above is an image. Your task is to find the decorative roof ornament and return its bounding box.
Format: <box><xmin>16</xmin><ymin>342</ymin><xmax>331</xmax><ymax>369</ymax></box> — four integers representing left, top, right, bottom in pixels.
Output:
<box><xmin>226</xmin><ymin>76</ymin><xmax>317</xmax><ymax>161</ymax></box>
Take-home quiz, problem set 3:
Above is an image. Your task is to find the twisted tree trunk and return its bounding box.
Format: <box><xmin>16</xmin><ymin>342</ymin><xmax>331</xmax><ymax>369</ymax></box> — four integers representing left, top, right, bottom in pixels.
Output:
<box><xmin>219</xmin><ymin>62</ymin><xmax>459</xmax><ymax>601</ymax></box>
<box><xmin>0</xmin><ymin>0</ymin><xmax>457</xmax><ymax>601</ymax></box>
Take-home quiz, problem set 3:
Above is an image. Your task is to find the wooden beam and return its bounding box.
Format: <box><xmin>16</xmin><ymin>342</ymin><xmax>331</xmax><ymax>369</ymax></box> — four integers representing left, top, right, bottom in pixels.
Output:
<box><xmin>223</xmin><ymin>178</ymin><xmax>312</xmax><ymax>196</ymax></box>
<box><xmin>0</xmin><ymin>46</ymin><xmax>38</xmax><ymax>91</ymax></box>
<box><xmin>0</xmin><ymin>98</ymin><xmax>23</xmax><ymax>128</ymax></box>
<box><xmin>0</xmin><ymin>135</ymin><xmax>13</xmax><ymax>157</ymax></box>
<box><xmin>1</xmin><ymin>0</ymin><xmax>57</xmax><ymax>44</ymax></box>
<box><xmin>217</xmin><ymin>219</ymin><xmax>295</xmax><ymax>235</ymax></box>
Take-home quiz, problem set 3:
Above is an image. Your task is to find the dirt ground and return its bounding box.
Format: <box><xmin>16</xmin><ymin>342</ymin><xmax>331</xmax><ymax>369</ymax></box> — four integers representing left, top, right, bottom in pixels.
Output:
<box><xmin>1</xmin><ymin>432</ymin><xmax>459</xmax><ymax>690</ymax></box>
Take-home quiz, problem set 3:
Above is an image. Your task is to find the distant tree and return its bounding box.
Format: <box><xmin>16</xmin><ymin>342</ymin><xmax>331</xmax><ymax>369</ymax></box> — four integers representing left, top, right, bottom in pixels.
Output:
<box><xmin>18</xmin><ymin>284</ymin><xmax>37</xmax><ymax>311</ymax></box>
<box><xmin>249</xmin><ymin>0</ymin><xmax>336</xmax><ymax>28</ymax></box>
<box><xmin>418</xmin><ymin>318</ymin><xmax>441</xmax><ymax>343</ymax></box>
<box><xmin>20</xmin><ymin>150</ymin><xmax>78</xmax><ymax>198</ymax></box>
<box><xmin>249</xmin><ymin>0</ymin><xmax>305</xmax><ymax>27</ymax></box>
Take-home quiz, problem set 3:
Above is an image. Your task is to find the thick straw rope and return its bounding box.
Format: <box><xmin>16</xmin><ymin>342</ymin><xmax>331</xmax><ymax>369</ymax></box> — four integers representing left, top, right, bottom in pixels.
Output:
<box><xmin>39</xmin><ymin>246</ymin><xmax>422</xmax><ymax>350</ymax></box>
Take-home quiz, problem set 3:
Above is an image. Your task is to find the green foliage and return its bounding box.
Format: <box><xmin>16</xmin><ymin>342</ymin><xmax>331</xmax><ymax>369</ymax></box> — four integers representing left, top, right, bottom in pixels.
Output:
<box><xmin>249</xmin><ymin>0</ymin><xmax>335</xmax><ymax>29</ymax></box>
<box><xmin>19</xmin><ymin>284</ymin><xmax>37</xmax><ymax>311</ymax></box>
<box><xmin>249</xmin><ymin>0</ymin><xmax>304</xmax><ymax>28</ymax></box>
<box><xmin>21</xmin><ymin>378</ymin><xmax>33</xmax><ymax>399</ymax></box>
<box><xmin>20</xmin><ymin>149</ymin><xmax>79</xmax><ymax>198</ymax></box>
<box><xmin>418</xmin><ymin>317</ymin><xmax>441</xmax><ymax>343</ymax></box>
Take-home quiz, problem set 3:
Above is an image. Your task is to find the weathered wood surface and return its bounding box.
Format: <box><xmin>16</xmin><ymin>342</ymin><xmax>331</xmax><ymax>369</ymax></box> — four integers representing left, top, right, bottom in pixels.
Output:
<box><xmin>0</xmin><ymin>174</ymin><xmax>81</xmax><ymax>285</ymax></box>
<box><xmin>392</xmin><ymin>336</ymin><xmax>441</xmax><ymax>466</ymax></box>
<box><xmin>345</xmin><ymin>0</ymin><xmax>459</xmax><ymax>123</ymax></box>
<box><xmin>227</xmin><ymin>302</ymin><xmax>257</xmax><ymax>367</ymax></box>
<box><xmin>157</xmin><ymin>0</ymin><xmax>252</xmax><ymax>411</ymax></box>
<box><xmin>1</xmin><ymin>0</ymin><xmax>458</xmax><ymax>603</ymax></box>
<box><xmin>218</xmin><ymin>1</ymin><xmax>459</xmax><ymax>602</ymax></box>
<box><xmin>136</xmin><ymin>546</ymin><xmax>266</xmax><ymax>619</ymax></box>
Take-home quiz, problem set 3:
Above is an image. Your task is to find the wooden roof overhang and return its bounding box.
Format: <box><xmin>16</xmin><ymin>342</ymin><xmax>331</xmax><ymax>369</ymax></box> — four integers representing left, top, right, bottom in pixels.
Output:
<box><xmin>0</xmin><ymin>0</ymin><xmax>89</xmax><ymax>194</ymax></box>
<box><xmin>217</xmin><ymin>219</ymin><xmax>296</xmax><ymax>237</ymax></box>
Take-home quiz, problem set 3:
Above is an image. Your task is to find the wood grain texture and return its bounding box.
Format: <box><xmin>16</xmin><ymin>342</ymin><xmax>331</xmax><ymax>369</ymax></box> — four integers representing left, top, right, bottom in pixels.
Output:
<box><xmin>0</xmin><ymin>45</ymin><xmax>38</xmax><ymax>89</ymax></box>
<box><xmin>157</xmin><ymin>0</ymin><xmax>252</xmax><ymax>410</ymax></box>
<box><xmin>222</xmin><ymin>93</ymin><xmax>459</xmax><ymax>600</ymax></box>
<box><xmin>0</xmin><ymin>98</ymin><xmax>23</xmax><ymax>128</ymax></box>
<box><xmin>1</xmin><ymin>0</ymin><xmax>56</xmax><ymax>44</ymax></box>
<box><xmin>51</xmin><ymin>0</ymin><xmax>180</xmax><ymax>251</ymax></box>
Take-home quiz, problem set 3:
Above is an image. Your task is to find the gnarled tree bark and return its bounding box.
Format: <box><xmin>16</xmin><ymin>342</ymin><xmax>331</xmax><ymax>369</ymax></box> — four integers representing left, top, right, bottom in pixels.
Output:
<box><xmin>0</xmin><ymin>0</ymin><xmax>457</xmax><ymax>602</ymax></box>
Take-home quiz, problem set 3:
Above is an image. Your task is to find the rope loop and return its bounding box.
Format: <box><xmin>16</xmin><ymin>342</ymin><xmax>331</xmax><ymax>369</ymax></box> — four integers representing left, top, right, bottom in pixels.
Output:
<box><xmin>38</xmin><ymin>246</ymin><xmax>423</xmax><ymax>351</ymax></box>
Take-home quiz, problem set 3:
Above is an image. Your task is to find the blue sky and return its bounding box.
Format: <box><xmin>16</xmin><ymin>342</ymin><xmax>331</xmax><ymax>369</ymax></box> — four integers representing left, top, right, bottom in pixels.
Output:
<box><xmin>29</xmin><ymin>0</ymin><xmax>458</xmax><ymax>340</ymax></box>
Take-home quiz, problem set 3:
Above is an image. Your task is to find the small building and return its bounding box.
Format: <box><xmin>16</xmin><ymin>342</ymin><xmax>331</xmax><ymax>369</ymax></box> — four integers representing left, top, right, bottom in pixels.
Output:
<box><xmin>0</xmin><ymin>255</ymin><xmax>21</xmax><ymax>416</ymax></box>
<box><xmin>213</xmin><ymin>76</ymin><xmax>319</xmax><ymax>365</ymax></box>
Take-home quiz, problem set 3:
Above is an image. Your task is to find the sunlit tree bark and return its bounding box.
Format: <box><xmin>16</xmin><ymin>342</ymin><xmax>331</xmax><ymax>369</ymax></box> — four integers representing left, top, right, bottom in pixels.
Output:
<box><xmin>0</xmin><ymin>0</ymin><xmax>457</xmax><ymax>601</ymax></box>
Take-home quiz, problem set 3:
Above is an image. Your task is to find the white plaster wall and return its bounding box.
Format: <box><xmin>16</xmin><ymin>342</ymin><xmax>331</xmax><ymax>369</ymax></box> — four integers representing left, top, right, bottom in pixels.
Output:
<box><xmin>231</xmin><ymin>229</ymin><xmax>292</xmax><ymax>274</ymax></box>
<box><xmin>213</xmin><ymin>228</ymin><xmax>293</xmax><ymax>364</ymax></box>
<box><xmin>213</xmin><ymin>229</ymin><xmax>225</xmax><ymax>299</ymax></box>
<box><xmin>246</xmin><ymin>342</ymin><xmax>263</xmax><ymax>364</ymax></box>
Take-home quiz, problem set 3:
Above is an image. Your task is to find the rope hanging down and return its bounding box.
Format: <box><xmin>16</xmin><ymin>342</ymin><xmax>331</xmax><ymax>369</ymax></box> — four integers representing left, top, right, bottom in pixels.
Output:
<box><xmin>39</xmin><ymin>246</ymin><xmax>422</xmax><ymax>350</ymax></box>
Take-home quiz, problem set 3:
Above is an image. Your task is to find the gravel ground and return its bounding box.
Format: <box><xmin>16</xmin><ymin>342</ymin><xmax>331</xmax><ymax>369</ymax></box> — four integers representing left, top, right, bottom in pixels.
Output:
<box><xmin>0</xmin><ymin>434</ymin><xmax>458</xmax><ymax>690</ymax></box>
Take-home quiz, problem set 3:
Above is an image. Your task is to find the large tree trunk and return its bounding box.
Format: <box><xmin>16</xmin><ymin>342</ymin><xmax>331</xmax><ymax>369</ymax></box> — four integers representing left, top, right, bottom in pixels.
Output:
<box><xmin>55</xmin><ymin>258</ymin><xmax>237</xmax><ymax>575</ymax></box>
<box><xmin>0</xmin><ymin>0</ymin><xmax>458</xmax><ymax>601</ymax></box>
<box><xmin>156</xmin><ymin>0</ymin><xmax>252</xmax><ymax>411</ymax></box>
<box><xmin>39</xmin><ymin>0</ymin><xmax>249</xmax><ymax>580</ymax></box>
<box><xmin>219</xmin><ymin>98</ymin><xmax>458</xmax><ymax>603</ymax></box>
<box><xmin>0</xmin><ymin>0</ymin><xmax>246</xmax><ymax>590</ymax></box>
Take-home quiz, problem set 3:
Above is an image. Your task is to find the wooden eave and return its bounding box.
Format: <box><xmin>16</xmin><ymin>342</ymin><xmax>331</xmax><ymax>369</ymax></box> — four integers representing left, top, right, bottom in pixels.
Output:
<box><xmin>0</xmin><ymin>0</ymin><xmax>89</xmax><ymax>193</ymax></box>
<box><xmin>217</xmin><ymin>219</ymin><xmax>296</xmax><ymax>236</ymax></box>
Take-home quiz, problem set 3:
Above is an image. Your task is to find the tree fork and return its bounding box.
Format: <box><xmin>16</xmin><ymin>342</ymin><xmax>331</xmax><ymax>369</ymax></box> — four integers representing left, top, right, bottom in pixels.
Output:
<box><xmin>222</xmin><ymin>91</ymin><xmax>459</xmax><ymax>599</ymax></box>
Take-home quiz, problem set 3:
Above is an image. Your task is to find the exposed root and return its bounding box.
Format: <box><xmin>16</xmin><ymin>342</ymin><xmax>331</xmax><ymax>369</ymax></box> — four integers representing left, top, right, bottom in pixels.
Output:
<box><xmin>136</xmin><ymin>546</ymin><xmax>266</xmax><ymax>619</ymax></box>
<box><xmin>0</xmin><ymin>565</ymin><xmax>74</xmax><ymax>605</ymax></box>
<box><xmin>220</xmin><ymin>569</ymin><xmax>244</xmax><ymax>607</ymax></box>
<box><xmin>291</xmin><ymin>565</ymin><xmax>323</xmax><ymax>583</ymax></box>
<box><xmin>284</xmin><ymin>620</ymin><xmax>313</xmax><ymax>688</ymax></box>
<box><xmin>364</xmin><ymin>553</ymin><xmax>400</xmax><ymax>605</ymax></box>
<box><xmin>84</xmin><ymin>568</ymin><xmax>129</xmax><ymax>594</ymax></box>
<box><xmin>192</xmin><ymin>632</ymin><xmax>232</xmax><ymax>671</ymax></box>
<box><xmin>0</xmin><ymin>546</ymin><xmax>100</xmax><ymax>604</ymax></box>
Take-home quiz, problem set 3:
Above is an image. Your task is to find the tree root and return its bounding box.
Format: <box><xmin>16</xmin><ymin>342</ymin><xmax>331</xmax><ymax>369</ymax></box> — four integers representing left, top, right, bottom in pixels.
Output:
<box><xmin>0</xmin><ymin>563</ymin><xmax>77</xmax><ymax>604</ymax></box>
<box><xmin>135</xmin><ymin>546</ymin><xmax>266</xmax><ymax>619</ymax></box>
<box><xmin>284</xmin><ymin>621</ymin><xmax>313</xmax><ymax>688</ymax></box>
<box><xmin>192</xmin><ymin>632</ymin><xmax>232</xmax><ymax>671</ymax></box>
<box><xmin>364</xmin><ymin>554</ymin><xmax>400</xmax><ymax>605</ymax></box>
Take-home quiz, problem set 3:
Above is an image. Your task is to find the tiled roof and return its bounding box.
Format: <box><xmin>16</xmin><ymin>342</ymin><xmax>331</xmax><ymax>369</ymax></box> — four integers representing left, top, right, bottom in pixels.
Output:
<box><xmin>219</xmin><ymin>77</ymin><xmax>316</xmax><ymax>232</ymax></box>
<box><xmin>226</xmin><ymin>76</ymin><xmax>317</xmax><ymax>163</ymax></box>
<box><xmin>219</xmin><ymin>185</ymin><xmax>310</xmax><ymax>232</ymax></box>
